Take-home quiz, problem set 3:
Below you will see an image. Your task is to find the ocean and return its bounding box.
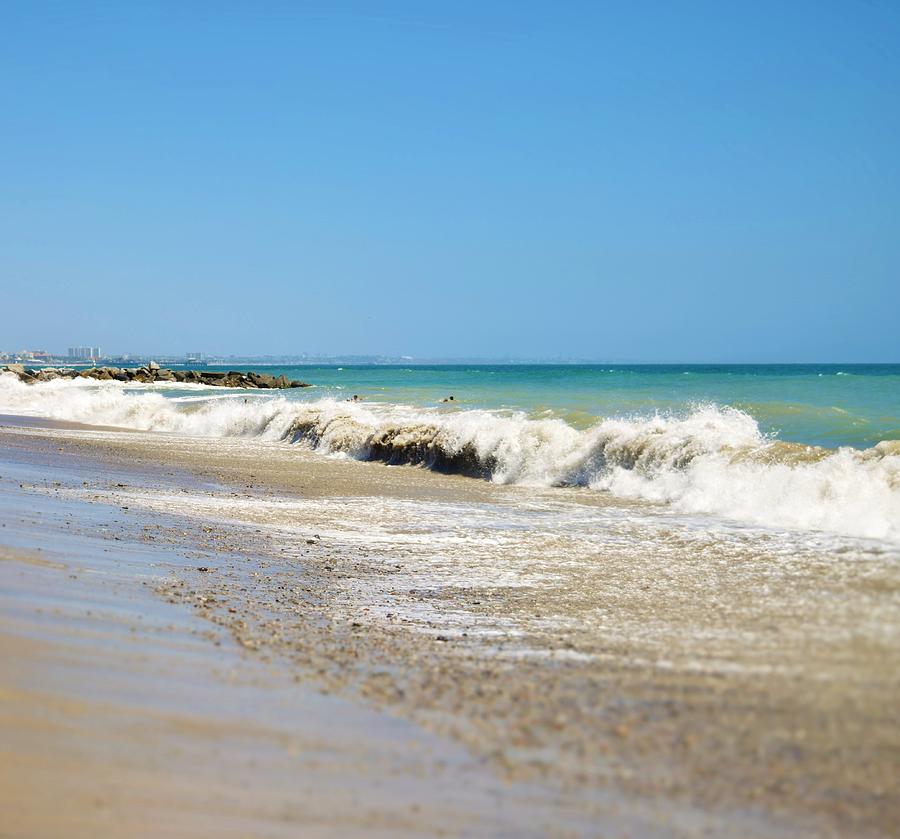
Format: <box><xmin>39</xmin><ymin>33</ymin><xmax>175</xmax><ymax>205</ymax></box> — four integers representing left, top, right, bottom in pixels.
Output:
<box><xmin>228</xmin><ymin>362</ymin><xmax>900</xmax><ymax>448</ymax></box>
<box><xmin>1</xmin><ymin>363</ymin><xmax>898</xmax><ymax>543</ymax></box>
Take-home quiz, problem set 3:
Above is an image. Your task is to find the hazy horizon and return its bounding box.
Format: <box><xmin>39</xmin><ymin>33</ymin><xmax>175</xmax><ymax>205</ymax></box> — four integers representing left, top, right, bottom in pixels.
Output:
<box><xmin>4</xmin><ymin>346</ymin><xmax>900</xmax><ymax>366</ymax></box>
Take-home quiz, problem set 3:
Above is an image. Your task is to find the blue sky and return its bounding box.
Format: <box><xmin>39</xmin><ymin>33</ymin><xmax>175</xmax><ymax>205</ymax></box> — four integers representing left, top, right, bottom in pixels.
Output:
<box><xmin>1</xmin><ymin>1</ymin><xmax>898</xmax><ymax>361</ymax></box>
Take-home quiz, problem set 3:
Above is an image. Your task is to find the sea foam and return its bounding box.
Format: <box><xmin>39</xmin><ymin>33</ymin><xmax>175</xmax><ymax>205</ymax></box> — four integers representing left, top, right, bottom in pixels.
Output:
<box><xmin>2</xmin><ymin>372</ymin><xmax>898</xmax><ymax>543</ymax></box>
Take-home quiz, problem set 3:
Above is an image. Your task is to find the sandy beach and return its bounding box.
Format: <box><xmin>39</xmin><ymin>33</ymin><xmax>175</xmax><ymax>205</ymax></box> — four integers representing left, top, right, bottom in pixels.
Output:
<box><xmin>1</xmin><ymin>422</ymin><xmax>600</xmax><ymax>838</ymax></box>
<box><xmin>1</xmin><ymin>417</ymin><xmax>897</xmax><ymax>838</ymax></box>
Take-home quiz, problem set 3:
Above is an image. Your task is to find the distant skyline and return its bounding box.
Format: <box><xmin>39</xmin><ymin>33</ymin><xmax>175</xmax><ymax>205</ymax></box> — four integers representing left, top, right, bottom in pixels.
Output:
<box><xmin>2</xmin><ymin>2</ymin><xmax>899</xmax><ymax>362</ymax></box>
<box><xmin>5</xmin><ymin>344</ymin><xmax>900</xmax><ymax>366</ymax></box>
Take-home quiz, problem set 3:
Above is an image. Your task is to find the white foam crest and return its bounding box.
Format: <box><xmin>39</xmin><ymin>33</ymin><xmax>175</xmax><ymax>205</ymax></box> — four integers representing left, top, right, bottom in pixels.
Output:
<box><xmin>592</xmin><ymin>442</ymin><xmax>900</xmax><ymax>543</ymax></box>
<box><xmin>0</xmin><ymin>372</ymin><xmax>298</xmax><ymax>438</ymax></box>
<box><xmin>2</xmin><ymin>372</ymin><xmax>898</xmax><ymax>543</ymax></box>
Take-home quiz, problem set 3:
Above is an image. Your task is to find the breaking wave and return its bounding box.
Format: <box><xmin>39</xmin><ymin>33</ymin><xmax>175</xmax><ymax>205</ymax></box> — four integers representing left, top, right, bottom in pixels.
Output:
<box><xmin>1</xmin><ymin>372</ymin><xmax>898</xmax><ymax>543</ymax></box>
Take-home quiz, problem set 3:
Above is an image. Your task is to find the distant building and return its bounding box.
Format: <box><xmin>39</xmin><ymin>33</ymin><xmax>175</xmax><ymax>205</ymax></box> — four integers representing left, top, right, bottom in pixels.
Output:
<box><xmin>185</xmin><ymin>352</ymin><xmax>204</xmax><ymax>363</ymax></box>
<box><xmin>16</xmin><ymin>349</ymin><xmax>50</xmax><ymax>361</ymax></box>
<box><xmin>68</xmin><ymin>346</ymin><xmax>101</xmax><ymax>360</ymax></box>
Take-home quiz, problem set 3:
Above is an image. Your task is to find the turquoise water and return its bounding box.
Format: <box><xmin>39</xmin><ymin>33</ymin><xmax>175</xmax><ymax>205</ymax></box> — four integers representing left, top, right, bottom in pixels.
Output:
<box><xmin>10</xmin><ymin>363</ymin><xmax>898</xmax><ymax>540</ymax></box>
<box><xmin>186</xmin><ymin>363</ymin><xmax>900</xmax><ymax>450</ymax></box>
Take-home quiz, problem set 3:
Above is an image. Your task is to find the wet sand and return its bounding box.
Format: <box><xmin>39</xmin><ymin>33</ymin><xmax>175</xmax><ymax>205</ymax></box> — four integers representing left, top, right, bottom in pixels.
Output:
<box><xmin>0</xmin><ymin>443</ymin><xmax>592</xmax><ymax>838</ymax></box>
<box><xmin>1</xmin><ymin>419</ymin><xmax>898</xmax><ymax>837</ymax></box>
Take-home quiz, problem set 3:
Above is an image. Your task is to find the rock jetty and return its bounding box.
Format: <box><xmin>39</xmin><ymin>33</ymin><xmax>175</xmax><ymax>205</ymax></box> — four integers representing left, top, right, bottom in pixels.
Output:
<box><xmin>1</xmin><ymin>363</ymin><xmax>311</xmax><ymax>389</ymax></box>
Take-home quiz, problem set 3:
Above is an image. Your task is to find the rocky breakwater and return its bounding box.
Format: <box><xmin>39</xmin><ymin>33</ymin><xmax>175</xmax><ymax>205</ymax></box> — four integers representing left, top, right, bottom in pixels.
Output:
<box><xmin>2</xmin><ymin>362</ymin><xmax>311</xmax><ymax>389</ymax></box>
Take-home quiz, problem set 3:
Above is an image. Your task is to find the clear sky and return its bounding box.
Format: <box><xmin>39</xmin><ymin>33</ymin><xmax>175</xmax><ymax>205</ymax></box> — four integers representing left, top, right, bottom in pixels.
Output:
<box><xmin>1</xmin><ymin>1</ymin><xmax>898</xmax><ymax>361</ymax></box>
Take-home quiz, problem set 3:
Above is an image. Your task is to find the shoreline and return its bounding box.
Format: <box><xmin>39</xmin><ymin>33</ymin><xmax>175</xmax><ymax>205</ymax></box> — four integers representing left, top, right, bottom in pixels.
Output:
<box><xmin>0</xmin><ymin>429</ymin><xmax>591</xmax><ymax>838</ymax></box>
<box><xmin>1</xmin><ymin>417</ymin><xmax>898</xmax><ymax>836</ymax></box>
<box><xmin>2</xmin><ymin>370</ymin><xmax>897</xmax><ymax>546</ymax></box>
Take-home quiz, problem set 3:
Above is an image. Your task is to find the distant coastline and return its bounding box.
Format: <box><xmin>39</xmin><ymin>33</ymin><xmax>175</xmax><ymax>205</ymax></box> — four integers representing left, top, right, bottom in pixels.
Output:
<box><xmin>3</xmin><ymin>350</ymin><xmax>899</xmax><ymax>369</ymax></box>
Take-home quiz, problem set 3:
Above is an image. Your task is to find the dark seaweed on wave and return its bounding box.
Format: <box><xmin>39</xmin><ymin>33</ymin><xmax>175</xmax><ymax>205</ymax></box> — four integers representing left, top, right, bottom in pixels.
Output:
<box><xmin>284</xmin><ymin>417</ymin><xmax>330</xmax><ymax>448</ymax></box>
<box><xmin>283</xmin><ymin>417</ymin><xmax>495</xmax><ymax>479</ymax></box>
<box><xmin>366</xmin><ymin>426</ymin><xmax>495</xmax><ymax>479</ymax></box>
